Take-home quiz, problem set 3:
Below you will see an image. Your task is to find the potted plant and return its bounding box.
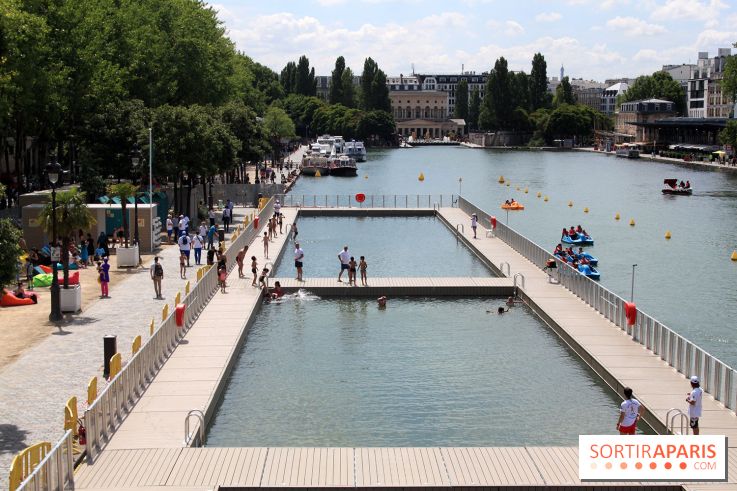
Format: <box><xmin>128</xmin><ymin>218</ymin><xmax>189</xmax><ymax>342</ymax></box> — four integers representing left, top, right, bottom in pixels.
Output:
<box><xmin>39</xmin><ymin>188</ymin><xmax>96</xmax><ymax>313</ymax></box>
<box><xmin>107</xmin><ymin>182</ymin><xmax>139</xmax><ymax>268</ymax></box>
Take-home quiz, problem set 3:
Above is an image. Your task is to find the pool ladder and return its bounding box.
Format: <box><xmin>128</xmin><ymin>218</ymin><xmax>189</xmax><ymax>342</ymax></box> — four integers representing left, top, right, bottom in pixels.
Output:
<box><xmin>499</xmin><ymin>262</ymin><xmax>510</xmax><ymax>277</ymax></box>
<box><xmin>665</xmin><ymin>408</ymin><xmax>690</xmax><ymax>435</ymax></box>
<box><xmin>184</xmin><ymin>409</ymin><xmax>205</xmax><ymax>447</ymax></box>
<box><xmin>513</xmin><ymin>273</ymin><xmax>526</xmax><ymax>290</ymax></box>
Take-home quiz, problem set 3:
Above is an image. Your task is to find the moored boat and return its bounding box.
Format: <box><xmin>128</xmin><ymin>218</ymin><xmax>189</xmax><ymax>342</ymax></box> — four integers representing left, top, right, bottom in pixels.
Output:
<box><xmin>345</xmin><ymin>140</ymin><xmax>367</xmax><ymax>161</ymax></box>
<box><xmin>577</xmin><ymin>264</ymin><xmax>601</xmax><ymax>280</ymax></box>
<box><xmin>329</xmin><ymin>155</ymin><xmax>358</xmax><ymax>177</ymax></box>
<box><xmin>561</xmin><ymin>233</ymin><xmax>594</xmax><ymax>246</ymax></box>
<box><xmin>300</xmin><ymin>155</ymin><xmax>330</xmax><ymax>176</ymax></box>
<box><xmin>616</xmin><ymin>143</ymin><xmax>640</xmax><ymax>158</ymax></box>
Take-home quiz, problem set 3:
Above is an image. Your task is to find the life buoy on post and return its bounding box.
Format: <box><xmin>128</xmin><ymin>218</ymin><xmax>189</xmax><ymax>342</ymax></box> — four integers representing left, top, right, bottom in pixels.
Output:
<box><xmin>624</xmin><ymin>302</ymin><xmax>637</xmax><ymax>326</ymax></box>
<box><xmin>490</xmin><ymin>216</ymin><xmax>497</xmax><ymax>229</ymax></box>
<box><xmin>175</xmin><ymin>303</ymin><xmax>187</xmax><ymax>327</ymax></box>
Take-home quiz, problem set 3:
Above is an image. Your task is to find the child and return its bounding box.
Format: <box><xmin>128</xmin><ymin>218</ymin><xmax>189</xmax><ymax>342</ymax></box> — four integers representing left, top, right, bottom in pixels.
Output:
<box><xmin>218</xmin><ymin>259</ymin><xmax>227</xmax><ymax>293</ymax></box>
<box><xmin>25</xmin><ymin>259</ymin><xmax>35</xmax><ymax>291</ymax></box>
<box><xmin>258</xmin><ymin>267</ymin><xmax>269</xmax><ymax>289</ymax></box>
<box><xmin>262</xmin><ymin>231</ymin><xmax>269</xmax><ymax>258</ymax></box>
<box><xmin>348</xmin><ymin>256</ymin><xmax>357</xmax><ymax>286</ymax></box>
<box><xmin>359</xmin><ymin>256</ymin><xmax>367</xmax><ymax>286</ymax></box>
<box><xmin>251</xmin><ymin>256</ymin><xmax>258</xmax><ymax>286</ymax></box>
<box><xmin>179</xmin><ymin>252</ymin><xmax>187</xmax><ymax>279</ymax></box>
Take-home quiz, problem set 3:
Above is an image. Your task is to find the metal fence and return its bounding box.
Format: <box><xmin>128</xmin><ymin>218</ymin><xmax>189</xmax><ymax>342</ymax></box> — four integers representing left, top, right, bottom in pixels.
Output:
<box><xmin>15</xmin><ymin>431</ymin><xmax>74</xmax><ymax>491</ymax></box>
<box><xmin>274</xmin><ymin>194</ymin><xmax>457</xmax><ymax>209</ymax></box>
<box><xmin>458</xmin><ymin>196</ymin><xmax>737</xmax><ymax>414</ymax></box>
<box><xmin>83</xmin><ymin>199</ymin><xmax>276</xmax><ymax>462</ymax></box>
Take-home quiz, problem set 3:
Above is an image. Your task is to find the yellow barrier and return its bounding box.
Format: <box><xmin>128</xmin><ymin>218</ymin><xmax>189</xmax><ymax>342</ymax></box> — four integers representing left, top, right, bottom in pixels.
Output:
<box><xmin>197</xmin><ymin>268</ymin><xmax>203</xmax><ymax>281</ymax></box>
<box><xmin>63</xmin><ymin>397</ymin><xmax>78</xmax><ymax>438</ymax></box>
<box><xmin>174</xmin><ymin>292</ymin><xmax>181</xmax><ymax>306</ymax></box>
<box><xmin>132</xmin><ymin>335</ymin><xmax>141</xmax><ymax>355</ymax></box>
<box><xmin>185</xmin><ymin>281</ymin><xmax>190</xmax><ymax>295</ymax></box>
<box><xmin>109</xmin><ymin>353</ymin><xmax>122</xmax><ymax>380</ymax></box>
<box><xmin>150</xmin><ymin>318</ymin><xmax>155</xmax><ymax>336</ymax></box>
<box><xmin>9</xmin><ymin>442</ymin><xmax>51</xmax><ymax>491</ymax></box>
<box><xmin>259</xmin><ymin>198</ymin><xmax>267</xmax><ymax>210</ymax></box>
<box><xmin>162</xmin><ymin>304</ymin><xmax>169</xmax><ymax>321</ymax></box>
<box><xmin>87</xmin><ymin>377</ymin><xmax>97</xmax><ymax>405</ymax></box>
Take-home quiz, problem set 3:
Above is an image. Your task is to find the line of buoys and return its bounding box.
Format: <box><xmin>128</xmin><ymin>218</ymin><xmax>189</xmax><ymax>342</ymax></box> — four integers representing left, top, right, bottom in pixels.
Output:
<box><xmin>544</xmin><ymin>196</ymin><xmax>549</xmax><ymax>202</ymax></box>
<box><xmin>506</xmin><ymin>182</ymin><xmax>510</xmax><ymax>187</ymax></box>
<box><xmin>568</xmin><ymin>201</ymin><xmax>573</xmax><ymax>207</ymax></box>
<box><xmin>629</xmin><ymin>218</ymin><xmax>636</xmax><ymax>226</ymax></box>
<box><xmin>731</xmin><ymin>250</ymin><xmax>737</xmax><ymax>261</ymax></box>
<box><xmin>537</xmin><ymin>192</ymin><xmax>541</xmax><ymax>198</ymax></box>
<box><xmin>498</xmin><ymin>176</ymin><xmax>505</xmax><ymax>183</ymax></box>
<box><xmin>418</xmin><ymin>172</ymin><xmax>425</xmax><ymax>181</ymax></box>
<box><xmin>583</xmin><ymin>207</ymin><xmax>589</xmax><ymax>213</ymax></box>
<box><xmin>615</xmin><ymin>213</ymin><xmax>620</xmax><ymax>220</ymax></box>
<box><xmin>524</xmin><ymin>187</ymin><xmax>529</xmax><ymax>193</ymax></box>
<box><xmin>665</xmin><ymin>231</ymin><xmax>672</xmax><ymax>239</ymax></box>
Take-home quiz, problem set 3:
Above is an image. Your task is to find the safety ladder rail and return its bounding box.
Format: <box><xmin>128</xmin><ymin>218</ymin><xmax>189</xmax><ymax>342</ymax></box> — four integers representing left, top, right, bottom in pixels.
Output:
<box><xmin>456</xmin><ymin>223</ymin><xmax>464</xmax><ymax>234</ymax></box>
<box><xmin>184</xmin><ymin>410</ymin><xmax>205</xmax><ymax>447</ymax></box>
<box><xmin>499</xmin><ymin>262</ymin><xmax>510</xmax><ymax>277</ymax></box>
<box><xmin>665</xmin><ymin>408</ymin><xmax>690</xmax><ymax>435</ymax></box>
<box><xmin>513</xmin><ymin>273</ymin><xmax>526</xmax><ymax>290</ymax></box>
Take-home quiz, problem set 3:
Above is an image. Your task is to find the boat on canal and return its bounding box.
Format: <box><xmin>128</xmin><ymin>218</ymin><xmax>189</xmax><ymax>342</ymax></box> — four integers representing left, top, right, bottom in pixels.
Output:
<box><xmin>662</xmin><ymin>178</ymin><xmax>693</xmax><ymax>195</ymax></box>
<box><xmin>616</xmin><ymin>143</ymin><xmax>640</xmax><ymax>159</ymax></box>
<box><xmin>344</xmin><ymin>140</ymin><xmax>367</xmax><ymax>161</ymax></box>
<box><xmin>300</xmin><ymin>155</ymin><xmax>331</xmax><ymax>176</ymax></box>
<box><xmin>329</xmin><ymin>155</ymin><xmax>358</xmax><ymax>177</ymax></box>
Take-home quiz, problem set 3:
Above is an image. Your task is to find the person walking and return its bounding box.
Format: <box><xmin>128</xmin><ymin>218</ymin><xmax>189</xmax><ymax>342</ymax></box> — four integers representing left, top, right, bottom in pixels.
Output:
<box><xmin>686</xmin><ymin>375</ymin><xmax>703</xmax><ymax>435</ymax></box>
<box><xmin>207</xmin><ymin>245</ymin><xmax>216</xmax><ymax>266</ymax></box>
<box><xmin>207</xmin><ymin>223</ymin><xmax>217</xmax><ymax>249</ymax></box>
<box><xmin>150</xmin><ymin>256</ymin><xmax>164</xmax><ymax>299</ymax></box>
<box><xmin>178</xmin><ymin>231</ymin><xmax>191</xmax><ymax>266</ymax></box>
<box><xmin>337</xmin><ymin>246</ymin><xmax>350</xmax><ymax>282</ymax></box>
<box><xmin>179</xmin><ymin>252</ymin><xmax>187</xmax><ymax>279</ymax></box>
<box><xmin>208</xmin><ymin>206</ymin><xmax>216</xmax><ymax>227</ymax></box>
<box><xmin>192</xmin><ymin>232</ymin><xmax>204</xmax><ymax>265</ymax></box>
<box><xmin>98</xmin><ymin>257</ymin><xmax>110</xmax><ymax>298</ymax></box>
<box><xmin>263</xmin><ymin>231</ymin><xmax>269</xmax><ymax>258</ymax></box>
<box><xmin>294</xmin><ymin>242</ymin><xmax>304</xmax><ymax>281</ymax></box>
<box><xmin>172</xmin><ymin>215</ymin><xmax>179</xmax><ymax>239</ymax></box>
<box><xmin>274</xmin><ymin>199</ymin><xmax>281</xmax><ymax>216</ymax></box>
<box><xmin>166</xmin><ymin>215</ymin><xmax>173</xmax><ymax>243</ymax></box>
<box><xmin>471</xmin><ymin>213</ymin><xmax>478</xmax><ymax>239</ymax></box>
<box><xmin>222</xmin><ymin>205</ymin><xmax>231</xmax><ymax>233</ymax></box>
<box><xmin>236</xmin><ymin>245</ymin><xmax>248</xmax><ymax>278</ymax></box>
<box><xmin>616</xmin><ymin>387</ymin><xmax>642</xmax><ymax>435</ymax></box>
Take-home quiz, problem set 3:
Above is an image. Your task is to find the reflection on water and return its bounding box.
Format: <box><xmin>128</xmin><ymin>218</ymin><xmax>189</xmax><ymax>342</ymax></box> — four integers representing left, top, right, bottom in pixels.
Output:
<box><xmin>290</xmin><ymin>148</ymin><xmax>737</xmax><ymax>366</ymax></box>
<box><xmin>208</xmin><ymin>298</ymin><xmax>638</xmax><ymax>447</ymax></box>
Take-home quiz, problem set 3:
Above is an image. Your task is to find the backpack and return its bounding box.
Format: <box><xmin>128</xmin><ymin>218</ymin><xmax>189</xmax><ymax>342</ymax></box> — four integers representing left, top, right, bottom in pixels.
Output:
<box><xmin>154</xmin><ymin>263</ymin><xmax>163</xmax><ymax>277</ymax></box>
<box><xmin>182</xmin><ymin>235</ymin><xmax>189</xmax><ymax>245</ymax></box>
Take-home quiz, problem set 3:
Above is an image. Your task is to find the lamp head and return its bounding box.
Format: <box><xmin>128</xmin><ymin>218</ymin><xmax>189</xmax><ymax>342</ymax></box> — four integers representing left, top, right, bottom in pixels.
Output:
<box><xmin>46</xmin><ymin>161</ymin><xmax>62</xmax><ymax>185</ymax></box>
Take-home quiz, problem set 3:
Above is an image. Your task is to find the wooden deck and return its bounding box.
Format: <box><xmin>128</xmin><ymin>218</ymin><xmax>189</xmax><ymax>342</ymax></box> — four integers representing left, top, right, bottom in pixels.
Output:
<box><xmin>74</xmin><ymin>447</ymin><xmax>737</xmax><ymax>489</ymax></box>
<box><xmin>272</xmin><ymin>276</ymin><xmax>515</xmax><ymax>296</ymax></box>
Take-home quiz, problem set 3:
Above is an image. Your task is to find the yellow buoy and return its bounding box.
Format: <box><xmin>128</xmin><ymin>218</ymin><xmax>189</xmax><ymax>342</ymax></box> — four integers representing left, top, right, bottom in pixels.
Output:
<box><xmin>516</xmin><ymin>186</ymin><xmax>520</xmax><ymax>191</ymax></box>
<box><xmin>544</xmin><ymin>196</ymin><xmax>549</xmax><ymax>202</ymax></box>
<box><xmin>583</xmin><ymin>207</ymin><xmax>589</xmax><ymax>213</ymax></box>
<box><xmin>731</xmin><ymin>250</ymin><xmax>737</xmax><ymax>261</ymax></box>
<box><xmin>536</xmin><ymin>192</ymin><xmax>541</xmax><ymax>198</ymax></box>
<box><xmin>524</xmin><ymin>187</ymin><xmax>529</xmax><ymax>193</ymax></box>
<box><xmin>498</xmin><ymin>176</ymin><xmax>505</xmax><ymax>183</ymax></box>
<box><xmin>315</xmin><ymin>170</ymin><xmax>321</xmax><ymax>177</ymax></box>
<box><xmin>568</xmin><ymin>201</ymin><xmax>573</xmax><ymax>207</ymax></box>
<box><xmin>665</xmin><ymin>231</ymin><xmax>672</xmax><ymax>239</ymax></box>
<box><xmin>629</xmin><ymin>218</ymin><xmax>636</xmax><ymax>226</ymax></box>
<box><xmin>418</xmin><ymin>172</ymin><xmax>425</xmax><ymax>181</ymax></box>
<box><xmin>364</xmin><ymin>175</ymin><xmax>368</xmax><ymax>179</ymax></box>
<box><xmin>506</xmin><ymin>182</ymin><xmax>510</xmax><ymax>187</ymax></box>
<box><xmin>615</xmin><ymin>213</ymin><xmax>620</xmax><ymax>220</ymax></box>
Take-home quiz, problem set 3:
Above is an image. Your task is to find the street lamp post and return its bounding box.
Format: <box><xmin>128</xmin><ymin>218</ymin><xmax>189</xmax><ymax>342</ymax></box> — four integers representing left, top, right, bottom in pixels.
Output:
<box><xmin>46</xmin><ymin>160</ymin><xmax>63</xmax><ymax>322</ymax></box>
<box><xmin>630</xmin><ymin>264</ymin><xmax>638</xmax><ymax>302</ymax></box>
<box><xmin>130</xmin><ymin>145</ymin><xmax>141</xmax><ymax>254</ymax></box>
<box><xmin>458</xmin><ymin>177</ymin><xmax>463</xmax><ymax>196</ymax></box>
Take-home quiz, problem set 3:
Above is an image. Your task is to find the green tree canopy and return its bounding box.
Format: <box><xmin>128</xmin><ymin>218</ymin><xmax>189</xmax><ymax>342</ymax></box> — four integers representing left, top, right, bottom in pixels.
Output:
<box><xmin>480</xmin><ymin>57</ymin><xmax>513</xmax><ymax>130</ymax></box>
<box><xmin>0</xmin><ymin>219</ymin><xmax>22</xmax><ymax>289</ymax></box>
<box><xmin>454</xmin><ymin>80</ymin><xmax>469</xmax><ymax>120</ymax></box>
<box><xmin>529</xmin><ymin>53</ymin><xmax>550</xmax><ymax>111</ymax></box>
<box><xmin>360</xmin><ymin>57</ymin><xmax>391</xmax><ymax>112</ymax></box>
<box><xmin>622</xmin><ymin>71</ymin><xmax>686</xmax><ymax>115</ymax></box>
<box><xmin>329</xmin><ymin>56</ymin><xmax>346</xmax><ymax>105</ymax></box>
<box><xmin>554</xmin><ymin>76</ymin><xmax>576</xmax><ymax>106</ymax></box>
<box><xmin>468</xmin><ymin>88</ymin><xmax>481</xmax><ymax>131</ymax></box>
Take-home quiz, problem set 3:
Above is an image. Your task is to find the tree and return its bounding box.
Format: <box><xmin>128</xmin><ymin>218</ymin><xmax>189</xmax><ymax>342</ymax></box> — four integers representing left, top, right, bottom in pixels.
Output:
<box><xmin>530</xmin><ymin>53</ymin><xmax>550</xmax><ymax>111</ymax></box>
<box><xmin>329</xmin><ymin>56</ymin><xmax>346</xmax><ymax>105</ymax></box>
<box><xmin>622</xmin><ymin>71</ymin><xmax>686</xmax><ymax>115</ymax></box>
<box><xmin>480</xmin><ymin>57</ymin><xmax>513</xmax><ymax>130</ymax></box>
<box><xmin>468</xmin><ymin>88</ymin><xmax>481</xmax><ymax>131</ymax></box>
<box><xmin>0</xmin><ymin>218</ymin><xmax>22</xmax><ymax>289</ymax></box>
<box><xmin>340</xmin><ymin>67</ymin><xmax>356</xmax><ymax>108</ymax></box>
<box><xmin>39</xmin><ymin>188</ymin><xmax>96</xmax><ymax>288</ymax></box>
<box><xmin>722</xmin><ymin>55</ymin><xmax>737</xmax><ymax>116</ymax></box>
<box><xmin>295</xmin><ymin>55</ymin><xmax>316</xmax><ymax>96</ymax></box>
<box><xmin>262</xmin><ymin>105</ymin><xmax>296</xmax><ymax>167</ymax></box>
<box><xmin>360</xmin><ymin>58</ymin><xmax>378</xmax><ymax>110</ymax></box>
<box><xmin>510</xmin><ymin>71</ymin><xmax>530</xmax><ymax>112</ymax></box>
<box><xmin>280</xmin><ymin>61</ymin><xmax>297</xmax><ymax>94</ymax></box>
<box><xmin>554</xmin><ymin>76</ymin><xmax>576</xmax><ymax>106</ymax></box>
<box><xmin>454</xmin><ymin>80</ymin><xmax>469</xmax><ymax>120</ymax></box>
<box><xmin>107</xmin><ymin>183</ymin><xmax>138</xmax><ymax>249</ymax></box>
<box><xmin>719</xmin><ymin>120</ymin><xmax>737</xmax><ymax>149</ymax></box>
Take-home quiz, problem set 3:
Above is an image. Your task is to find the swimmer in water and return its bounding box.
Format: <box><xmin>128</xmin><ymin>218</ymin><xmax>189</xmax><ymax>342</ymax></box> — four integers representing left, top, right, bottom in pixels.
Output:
<box><xmin>377</xmin><ymin>296</ymin><xmax>387</xmax><ymax>308</ymax></box>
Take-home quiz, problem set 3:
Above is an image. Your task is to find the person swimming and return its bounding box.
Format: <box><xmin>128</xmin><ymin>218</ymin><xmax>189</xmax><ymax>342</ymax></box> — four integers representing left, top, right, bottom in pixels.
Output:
<box><xmin>377</xmin><ymin>296</ymin><xmax>387</xmax><ymax>308</ymax></box>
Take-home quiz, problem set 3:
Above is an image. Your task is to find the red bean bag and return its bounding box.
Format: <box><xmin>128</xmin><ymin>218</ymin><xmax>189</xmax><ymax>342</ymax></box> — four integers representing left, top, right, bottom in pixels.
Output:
<box><xmin>39</xmin><ymin>265</ymin><xmax>52</xmax><ymax>274</ymax></box>
<box><xmin>1</xmin><ymin>292</ymin><xmax>37</xmax><ymax>307</ymax></box>
<box><xmin>57</xmin><ymin>271</ymin><xmax>80</xmax><ymax>286</ymax></box>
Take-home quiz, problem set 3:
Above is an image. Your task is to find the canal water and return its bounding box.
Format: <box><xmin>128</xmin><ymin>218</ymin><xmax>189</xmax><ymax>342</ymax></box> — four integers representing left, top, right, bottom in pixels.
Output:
<box><xmin>273</xmin><ymin>216</ymin><xmax>492</xmax><ymax>278</ymax></box>
<box><xmin>208</xmin><ymin>297</ymin><xmax>632</xmax><ymax>447</ymax></box>
<box><xmin>289</xmin><ymin>147</ymin><xmax>737</xmax><ymax>368</ymax></box>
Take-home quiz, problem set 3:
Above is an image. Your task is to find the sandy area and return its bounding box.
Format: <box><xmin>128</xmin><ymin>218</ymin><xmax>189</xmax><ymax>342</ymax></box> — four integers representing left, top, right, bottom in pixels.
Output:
<box><xmin>0</xmin><ymin>246</ymin><xmax>173</xmax><ymax>370</ymax></box>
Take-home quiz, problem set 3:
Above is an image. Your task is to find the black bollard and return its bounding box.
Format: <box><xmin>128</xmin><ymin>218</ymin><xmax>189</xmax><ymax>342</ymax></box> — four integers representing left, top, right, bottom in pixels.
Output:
<box><xmin>103</xmin><ymin>335</ymin><xmax>117</xmax><ymax>379</ymax></box>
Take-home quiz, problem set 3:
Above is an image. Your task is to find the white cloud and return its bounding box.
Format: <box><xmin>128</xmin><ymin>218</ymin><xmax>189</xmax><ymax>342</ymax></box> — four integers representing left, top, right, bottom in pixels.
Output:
<box><xmin>633</xmin><ymin>49</ymin><xmax>659</xmax><ymax>62</ymax></box>
<box><xmin>416</xmin><ymin>12</ymin><xmax>468</xmax><ymax>29</ymax></box>
<box><xmin>504</xmin><ymin>20</ymin><xmax>524</xmax><ymax>36</ymax></box>
<box><xmin>650</xmin><ymin>0</ymin><xmax>728</xmax><ymax>25</ymax></box>
<box><xmin>693</xmin><ymin>29</ymin><xmax>737</xmax><ymax>48</ymax></box>
<box><xmin>605</xmin><ymin>16</ymin><xmax>667</xmax><ymax>36</ymax></box>
<box><xmin>600</xmin><ymin>0</ymin><xmax>631</xmax><ymax>9</ymax></box>
<box><xmin>535</xmin><ymin>12</ymin><xmax>562</xmax><ymax>22</ymax></box>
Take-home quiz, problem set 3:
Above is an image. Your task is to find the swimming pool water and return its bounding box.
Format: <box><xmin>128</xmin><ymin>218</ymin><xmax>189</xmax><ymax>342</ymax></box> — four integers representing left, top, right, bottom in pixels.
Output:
<box><xmin>207</xmin><ymin>297</ymin><xmax>638</xmax><ymax>447</ymax></box>
<box><xmin>273</xmin><ymin>216</ymin><xmax>492</xmax><ymax>278</ymax></box>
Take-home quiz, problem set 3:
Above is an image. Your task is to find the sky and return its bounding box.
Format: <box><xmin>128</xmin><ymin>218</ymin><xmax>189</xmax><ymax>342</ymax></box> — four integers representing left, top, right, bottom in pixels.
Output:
<box><xmin>210</xmin><ymin>0</ymin><xmax>737</xmax><ymax>82</ymax></box>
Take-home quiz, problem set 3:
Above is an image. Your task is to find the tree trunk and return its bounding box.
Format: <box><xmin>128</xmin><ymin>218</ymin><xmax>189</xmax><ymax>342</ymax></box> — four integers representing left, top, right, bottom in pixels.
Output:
<box><xmin>202</xmin><ymin>178</ymin><xmax>208</xmax><ymax>208</ymax></box>
<box><xmin>121</xmin><ymin>200</ymin><xmax>129</xmax><ymax>248</ymax></box>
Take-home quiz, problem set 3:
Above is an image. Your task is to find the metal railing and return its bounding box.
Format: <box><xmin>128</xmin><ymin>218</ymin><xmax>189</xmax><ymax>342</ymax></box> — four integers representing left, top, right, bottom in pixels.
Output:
<box><xmin>184</xmin><ymin>409</ymin><xmax>205</xmax><ymax>447</ymax></box>
<box><xmin>666</xmin><ymin>408</ymin><xmax>690</xmax><ymax>435</ymax></box>
<box><xmin>274</xmin><ymin>194</ymin><xmax>457</xmax><ymax>209</ymax></box>
<box><xmin>458</xmin><ymin>196</ymin><xmax>737</xmax><ymax>414</ymax></box>
<box><xmin>84</xmin><ymin>199</ymin><xmax>277</xmax><ymax>462</ymax></box>
<box><xmin>15</xmin><ymin>430</ymin><xmax>74</xmax><ymax>491</ymax></box>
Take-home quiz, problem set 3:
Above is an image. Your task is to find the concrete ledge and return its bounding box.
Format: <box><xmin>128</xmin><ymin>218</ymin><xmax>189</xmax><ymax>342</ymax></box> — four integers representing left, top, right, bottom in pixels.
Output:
<box><xmin>295</xmin><ymin>207</ymin><xmax>436</xmax><ymax>217</ymax></box>
<box><xmin>271</xmin><ymin>277</ymin><xmax>516</xmax><ymax>297</ymax></box>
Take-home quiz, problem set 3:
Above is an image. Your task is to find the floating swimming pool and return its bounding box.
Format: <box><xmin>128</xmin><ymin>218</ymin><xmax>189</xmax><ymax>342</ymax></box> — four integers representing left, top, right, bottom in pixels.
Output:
<box><xmin>273</xmin><ymin>216</ymin><xmax>491</xmax><ymax>278</ymax></box>
<box><xmin>208</xmin><ymin>297</ymin><xmax>639</xmax><ymax>447</ymax></box>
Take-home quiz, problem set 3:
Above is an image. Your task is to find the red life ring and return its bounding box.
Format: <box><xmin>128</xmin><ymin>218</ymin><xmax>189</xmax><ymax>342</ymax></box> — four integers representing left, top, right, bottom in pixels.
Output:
<box><xmin>355</xmin><ymin>193</ymin><xmax>366</xmax><ymax>203</ymax></box>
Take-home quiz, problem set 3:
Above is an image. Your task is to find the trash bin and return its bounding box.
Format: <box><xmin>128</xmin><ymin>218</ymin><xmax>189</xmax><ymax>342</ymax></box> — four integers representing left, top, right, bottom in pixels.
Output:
<box><xmin>218</xmin><ymin>229</ymin><xmax>225</xmax><ymax>243</ymax></box>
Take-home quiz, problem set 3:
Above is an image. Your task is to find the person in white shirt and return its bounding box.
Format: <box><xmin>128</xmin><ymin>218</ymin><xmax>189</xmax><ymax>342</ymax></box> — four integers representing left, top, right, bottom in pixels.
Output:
<box><xmin>181</xmin><ymin>215</ymin><xmax>190</xmax><ymax>235</ymax></box>
<box><xmin>178</xmin><ymin>232</ymin><xmax>191</xmax><ymax>266</ymax></box>
<box><xmin>686</xmin><ymin>375</ymin><xmax>703</xmax><ymax>434</ymax></box>
<box><xmin>294</xmin><ymin>242</ymin><xmax>304</xmax><ymax>281</ymax></box>
<box><xmin>166</xmin><ymin>215</ymin><xmax>174</xmax><ymax>243</ymax></box>
<box><xmin>274</xmin><ymin>199</ymin><xmax>281</xmax><ymax>216</ymax></box>
<box><xmin>471</xmin><ymin>213</ymin><xmax>478</xmax><ymax>239</ymax></box>
<box><xmin>222</xmin><ymin>206</ymin><xmax>231</xmax><ymax>232</ymax></box>
<box><xmin>192</xmin><ymin>233</ymin><xmax>204</xmax><ymax>265</ymax></box>
<box><xmin>198</xmin><ymin>222</ymin><xmax>207</xmax><ymax>239</ymax></box>
<box><xmin>208</xmin><ymin>207</ymin><xmax>216</xmax><ymax>226</ymax></box>
<box><xmin>616</xmin><ymin>387</ymin><xmax>643</xmax><ymax>435</ymax></box>
<box><xmin>337</xmin><ymin>245</ymin><xmax>350</xmax><ymax>282</ymax></box>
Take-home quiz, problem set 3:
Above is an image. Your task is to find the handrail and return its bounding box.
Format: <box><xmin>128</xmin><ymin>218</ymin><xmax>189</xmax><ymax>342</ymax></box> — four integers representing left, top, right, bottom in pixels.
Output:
<box><xmin>457</xmin><ymin>195</ymin><xmax>737</xmax><ymax>415</ymax></box>
<box><xmin>499</xmin><ymin>262</ymin><xmax>510</xmax><ymax>277</ymax></box>
<box><xmin>456</xmin><ymin>223</ymin><xmax>464</xmax><ymax>234</ymax></box>
<box><xmin>666</xmin><ymin>408</ymin><xmax>689</xmax><ymax>435</ymax></box>
<box><xmin>14</xmin><ymin>430</ymin><xmax>74</xmax><ymax>491</ymax></box>
<box><xmin>273</xmin><ymin>194</ymin><xmax>455</xmax><ymax>209</ymax></box>
<box><xmin>184</xmin><ymin>409</ymin><xmax>206</xmax><ymax>447</ymax></box>
<box><xmin>513</xmin><ymin>273</ymin><xmax>526</xmax><ymax>290</ymax></box>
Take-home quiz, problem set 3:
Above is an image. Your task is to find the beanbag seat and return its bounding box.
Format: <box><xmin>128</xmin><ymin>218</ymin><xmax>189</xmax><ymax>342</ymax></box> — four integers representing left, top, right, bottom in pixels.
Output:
<box><xmin>56</xmin><ymin>262</ymin><xmax>79</xmax><ymax>270</ymax></box>
<box><xmin>57</xmin><ymin>271</ymin><xmax>80</xmax><ymax>286</ymax></box>
<box><xmin>1</xmin><ymin>292</ymin><xmax>37</xmax><ymax>307</ymax></box>
<box><xmin>33</xmin><ymin>274</ymin><xmax>53</xmax><ymax>287</ymax></box>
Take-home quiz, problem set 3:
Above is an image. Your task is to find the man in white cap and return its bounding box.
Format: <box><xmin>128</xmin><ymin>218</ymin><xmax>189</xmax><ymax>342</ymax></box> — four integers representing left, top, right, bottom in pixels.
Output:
<box><xmin>686</xmin><ymin>375</ymin><xmax>703</xmax><ymax>435</ymax></box>
<box><xmin>274</xmin><ymin>198</ymin><xmax>281</xmax><ymax>216</ymax></box>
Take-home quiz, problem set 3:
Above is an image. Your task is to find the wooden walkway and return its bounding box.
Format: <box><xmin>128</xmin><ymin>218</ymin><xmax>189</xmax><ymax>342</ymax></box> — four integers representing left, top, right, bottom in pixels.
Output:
<box><xmin>438</xmin><ymin>208</ymin><xmax>737</xmax><ymax>442</ymax></box>
<box><xmin>272</xmin><ymin>277</ymin><xmax>515</xmax><ymax>296</ymax></box>
<box><xmin>74</xmin><ymin>446</ymin><xmax>737</xmax><ymax>489</ymax></box>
